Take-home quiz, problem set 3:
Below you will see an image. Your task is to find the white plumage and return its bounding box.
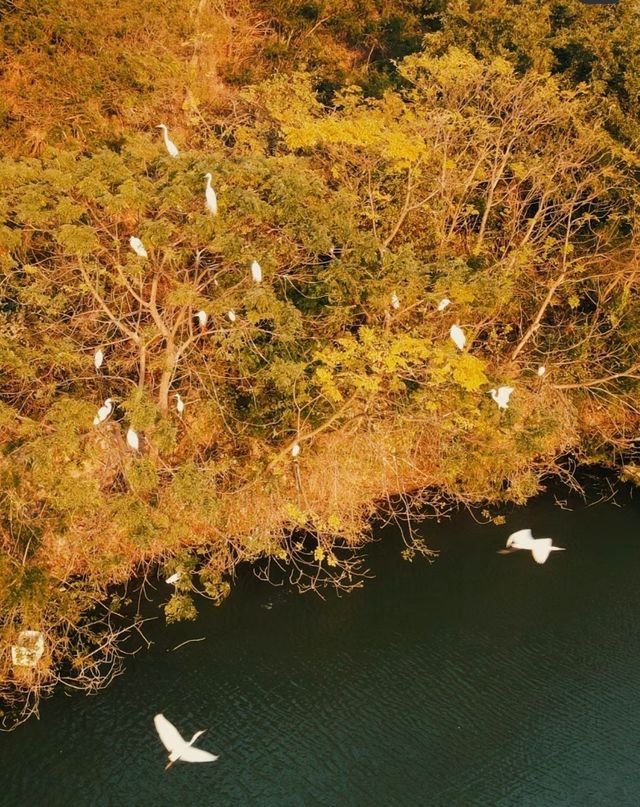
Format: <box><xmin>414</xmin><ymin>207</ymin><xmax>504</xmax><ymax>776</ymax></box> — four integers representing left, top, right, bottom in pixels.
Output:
<box><xmin>154</xmin><ymin>713</ymin><xmax>218</xmax><ymax>769</ymax></box>
<box><xmin>156</xmin><ymin>124</ymin><xmax>179</xmax><ymax>158</ymax></box>
<box><xmin>94</xmin><ymin>349</ymin><xmax>104</xmax><ymax>370</ymax></box>
<box><xmin>227</xmin><ymin>310</ymin><xmax>237</xmax><ymax>322</ymax></box>
<box><xmin>174</xmin><ymin>394</ymin><xmax>185</xmax><ymax>414</ymax></box>
<box><xmin>204</xmin><ymin>173</ymin><xmax>218</xmax><ymax>215</ymax></box>
<box><xmin>165</xmin><ymin>571</ymin><xmax>181</xmax><ymax>585</ymax></box>
<box><xmin>129</xmin><ymin>236</ymin><xmax>148</xmax><ymax>258</ymax></box>
<box><xmin>196</xmin><ymin>310</ymin><xmax>208</xmax><ymax>327</ymax></box>
<box><xmin>537</xmin><ymin>366</ymin><xmax>546</xmax><ymax>377</ymax></box>
<box><xmin>390</xmin><ymin>291</ymin><xmax>400</xmax><ymax>310</ymax></box>
<box><xmin>489</xmin><ymin>386</ymin><xmax>514</xmax><ymax>410</ymax></box>
<box><xmin>437</xmin><ymin>298</ymin><xmax>451</xmax><ymax>312</ymax></box>
<box><xmin>291</xmin><ymin>443</ymin><xmax>301</xmax><ymax>458</ymax></box>
<box><xmin>251</xmin><ymin>260</ymin><xmax>262</xmax><ymax>284</ymax></box>
<box><xmin>93</xmin><ymin>397</ymin><xmax>113</xmax><ymax>426</ymax></box>
<box><xmin>449</xmin><ymin>324</ymin><xmax>466</xmax><ymax>350</ymax></box>
<box><xmin>504</xmin><ymin>528</ymin><xmax>565</xmax><ymax>565</ymax></box>
<box><xmin>126</xmin><ymin>427</ymin><xmax>139</xmax><ymax>451</ymax></box>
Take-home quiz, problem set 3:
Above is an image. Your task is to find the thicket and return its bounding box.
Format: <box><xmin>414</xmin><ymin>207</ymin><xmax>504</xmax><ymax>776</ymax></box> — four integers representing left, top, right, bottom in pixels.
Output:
<box><xmin>0</xmin><ymin>0</ymin><xmax>638</xmax><ymax>725</ymax></box>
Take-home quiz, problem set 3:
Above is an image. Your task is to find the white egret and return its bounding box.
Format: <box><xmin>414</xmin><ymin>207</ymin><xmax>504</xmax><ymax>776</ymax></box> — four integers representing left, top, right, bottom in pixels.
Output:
<box><xmin>227</xmin><ymin>310</ymin><xmax>236</xmax><ymax>322</ymax></box>
<box><xmin>127</xmin><ymin>427</ymin><xmax>139</xmax><ymax>451</ymax></box>
<box><xmin>503</xmin><ymin>528</ymin><xmax>565</xmax><ymax>565</ymax></box>
<box><xmin>174</xmin><ymin>394</ymin><xmax>185</xmax><ymax>414</ymax></box>
<box><xmin>391</xmin><ymin>291</ymin><xmax>400</xmax><ymax>310</ymax></box>
<box><xmin>291</xmin><ymin>443</ymin><xmax>301</xmax><ymax>458</ymax></box>
<box><xmin>93</xmin><ymin>397</ymin><xmax>113</xmax><ymax>426</ymax></box>
<box><xmin>165</xmin><ymin>571</ymin><xmax>182</xmax><ymax>585</ymax></box>
<box><xmin>154</xmin><ymin>713</ymin><xmax>218</xmax><ymax>769</ymax></box>
<box><xmin>94</xmin><ymin>349</ymin><xmax>104</xmax><ymax>370</ymax></box>
<box><xmin>489</xmin><ymin>386</ymin><xmax>514</xmax><ymax>410</ymax></box>
<box><xmin>204</xmin><ymin>173</ymin><xmax>218</xmax><ymax>216</ymax></box>
<box><xmin>537</xmin><ymin>366</ymin><xmax>546</xmax><ymax>377</ymax></box>
<box><xmin>251</xmin><ymin>260</ymin><xmax>262</xmax><ymax>284</ymax></box>
<box><xmin>450</xmin><ymin>324</ymin><xmax>466</xmax><ymax>350</ymax></box>
<box><xmin>156</xmin><ymin>124</ymin><xmax>179</xmax><ymax>158</ymax></box>
<box><xmin>437</xmin><ymin>298</ymin><xmax>451</xmax><ymax>312</ymax></box>
<box><xmin>129</xmin><ymin>236</ymin><xmax>148</xmax><ymax>259</ymax></box>
<box><xmin>196</xmin><ymin>310</ymin><xmax>208</xmax><ymax>327</ymax></box>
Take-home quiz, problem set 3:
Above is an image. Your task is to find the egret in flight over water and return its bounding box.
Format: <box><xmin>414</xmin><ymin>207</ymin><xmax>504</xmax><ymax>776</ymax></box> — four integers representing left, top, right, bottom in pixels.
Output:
<box><xmin>126</xmin><ymin>427</ymin><xmax>139</xmax><ymax>451</ymax></box>
<box><xmin>490</xmin><ymin>386</ymin><xmax>514</xmax><ymax>410</ymax></box>
<box><xmin>204</xmin><ymin>173</ymin><xmax>218</xmax><ymax>215</ymax></box>
<box><xmin>450</xmin><ymin>324</ymin><xmax>466</xmax><ymax>350</ymax></box>
<box><xmin>437</xmin><ymin>298</ymin><xmax>451</xmax><ymax>312</ymax></box>
<box><xmin>94</xmin><ymin>349</ymin><xmax>104</xmax><ymax>370</ymax></box>
<box><xmin>129</xmin><ymin>236</ymin><xmax>148</xmax><ymax>259</ymax></box>
<box><xmin>156</xmin><ymin>124</ymin><xmax>179</xmax><ymax>158</ymax></box>
<box><xmin>93</xmin><ymin>397</ymin><xmax>113</xmax><ymax>426</ymax></box>
<box><xmin>154</xmin><ymin>713</ymin><xmax>218</xmax><ymax>769</ymax></box>
<box><xmin>251</xmin><ymin>260</ymin><xmax>262</xmax><ymax>284</ymax></box>
<box><xmin>502</xmin><ymin>528</ymin><xmax>565</xmax><ymax>565</ymax></box>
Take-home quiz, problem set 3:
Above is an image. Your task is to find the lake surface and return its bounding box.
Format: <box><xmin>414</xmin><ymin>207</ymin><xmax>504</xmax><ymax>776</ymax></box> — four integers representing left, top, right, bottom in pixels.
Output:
<box><xmin>2</xmin><ymin>483</ymin><xmax>640</xmax><ymax>806</ymax></box>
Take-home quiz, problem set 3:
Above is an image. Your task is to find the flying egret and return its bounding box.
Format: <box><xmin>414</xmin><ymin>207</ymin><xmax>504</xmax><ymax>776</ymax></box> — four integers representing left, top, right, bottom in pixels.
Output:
<box><xmin>154</xmin><ymin>713</ymin><xmax>218</xmax><ymax>769</ymax></box>
<box><xmin>227</xmin><ymin>310</ymin><xmax>236</xmax><ymax>322</ymax></box>
<box><xmin>127</xmin><ymin>427</ymin><xmax>139</xmax><ymax>451</ymax></box>
<box><xmin>93</xmin><ymin>397</ymin><xmax>113</xmax><ymax>426</ymax></box>
<box><xmin>503</xmin><ymin>528</ymin><xmax>565</xmax><ymax>564</ymax></box>
<box><xmin>165</xmin><ymin>571</ymin><xmax>181</xmax><ymax>585</ymax></box>
<box><xmin>537</xmin><ymin>366</ymin><xmax>546</xmax><ymax>377</ymax></box>
<box><xmin>156</xmin><ymin>124</ymin><xmax>179</xmax><ymax>158</ymax></box>
<box><xmin>174</xmin><ymin>394</ymin><xmax>185</xmax><ymax>414</ymax></box>
<box><xmin>251</xmin><ymin>260</ymin><xmax>262</xmax><ymax>284</ymax></box>
<box><xmin>291</xmin><ymin>443</ymin><xmax>301</xmax><ymax>458</ymax></box>
<box><xmin>204</xmin><ymin>173</ymin><xmax>218</xmax><ymax>215</ymax></box>
<box><xmin>450</xmin><ymin>324</ymin><xmax>466</xmax><ymax>350</ymax></box>
<box><xmin>196</xmin><ymin>310</ymin><xmax>208</xmax><ymax>327</ymax></box>
<box><xmin>391</xmin><ymin>291</ymin><xmax>400</xmax><ymax>310</ymax></box>
<box><xmin>94</xmin><ymin>349</ymin><xmax>104</xmax><ymax>370</ymax></box>
<box><xmin>437</xmin><ymin>298</ymin><xmax>451</xmax><ymax>312</ymax></box>
<box><xmin>489</xmin><ymin>386</ymin><xmax>514</xmax><ymax>410</ymax></box>
<box><xmin>130</xmin><ymin>236</ymin><xmax>148</xmax><ymax>258</ymax></box>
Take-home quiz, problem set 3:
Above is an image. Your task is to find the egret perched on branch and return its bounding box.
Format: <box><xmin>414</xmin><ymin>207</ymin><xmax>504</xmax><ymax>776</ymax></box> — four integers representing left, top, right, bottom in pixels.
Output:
<box><xmin>450</xmin><ymin>324</ymin><xmax>466</xmax><ymax>350</ymax></box>
<box><xmin>94</xmin><ymin>349</ymin><xmax>104</xmax><ymax>370</ymax></box>
<box><xmin>126</xmin><ymin>427</ymin><xmax>139</xmax><ymax>451</ymax></box>
<box><xmin>196</xmin><ymin>310</ymin><xmax>208</xmax><ymax>327</ymax></box>
<box><xmin>291</xmin><ymin>443</ymin><xmax>301</xmax><ymax>458</ymax></box>
<box><xmin>437</xmin><ymin>298</ymin><xmax>451</xmax><ymax>312</ymax></box>
<box><xmin>174</xmin><ymin>394</ymin><xmax>185</xmax><ymax>414</ymax></box>
<box><xmin>156</xmin><ymin>124</ymin><xmax>179</xmax><ymax>158</ymax></box>
<box><xmin>154</xmin><ymin>713</ymin><xmax>218</xmax><ymax>769</ymax></box>
<box><xmin>129</xmin><ymin>236</ymin><xmax>148</xmax><ymax>259</ymax></box>
<box><xmin>391</xmin><ymin>291</ymin><xmax>400</xmax><ymax>310</ymax></box>
<box><xmin>537</xmin><ymin>366</ymin><xmax>546</xmax><ymax>377</ymax></box>
<box><xmin>204</xmin><ymin>173</ymin><xmax>218</xmax><ymax>216</ymax></box>
<box><xmin>251</xmin><ymin>260</ymin><xmax>262</xmax><ymax>284</ymax></box>
<box><xmin>227</xmin><ymin>310</ymin><xmax>236</xmax><ymax>322</ymax></box>
<box><xmin>502</xmin><ymin>528</ymin><xmax>565</xmax><ymax>565</ymax></box>
<box><xmin>489</xmin><ymin>386</ymin><xmax>514</xmax><ymax>410</ymax></box>
<box><xmin>165</xmin><ymin>571</ymin><xmax>182</xmax><ymax>585</ymax></box>
<box><xmin>93</xmin><ymin>397</ymin><xmax>113</xmax><ymax>426</ymax></box>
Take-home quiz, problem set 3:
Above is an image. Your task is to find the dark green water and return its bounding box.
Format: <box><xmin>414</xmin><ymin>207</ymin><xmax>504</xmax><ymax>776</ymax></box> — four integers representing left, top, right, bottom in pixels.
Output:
<box><xmin>2</xmin><ymin>487</ymin><xmax>640</xmax><ymax>806</ymax></box>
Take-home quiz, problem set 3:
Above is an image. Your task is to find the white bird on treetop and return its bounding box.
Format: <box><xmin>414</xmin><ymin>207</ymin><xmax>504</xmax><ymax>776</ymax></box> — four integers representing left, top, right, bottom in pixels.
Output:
<box><xmin>94</xmin><ymin>349</ymin><xmax>104</xmax><ymax>370</ymax></box>
<box><xmin>154</xmin><ymin>713</ymin><xmax>218</xmax><ymax>770</ymax></box>
<box><xmin>502</xmin><ymin>528</ymin><xmax>565</xmax><ymax>565</ymax></box>
<box><xmin>196</xmin><ymin>310</ymin><xmax>208</xmax><ymax>327</ymax></box>
<box><xmin>156</xmin><ymin>124</ymin><xmax>179</xmax><ymax>158</ymax></box>
<box><xmin>165</xmin><ymin>571</ymin><xmax>181</xmax><ymax>585</ymax></box>
<box><xmin>204</xmin><ymin>173</ymin><xmax>218</xmax><ymax>216</ymax></box>
<box><xmin>489</xmin><ymin>386</ymin><xmax>514</xmax><ymax>410</ymax></box>
<box><xmin>537</xmin><ymin>366</ymin><xmax>546</xmax><ymax>377</ymax></box>
<box><xmin>450</xmin><ymin>324</ymin><xmax>466</xmax><ymax>350</ymax></box>
<box><xmin>291</xmin><ymin>443</ymin><xmax>301</xmax><ymax>458</ymax></box>
<box><xmin>391</xmin><ymin>291</ymin><xmax>400</xmax><ymax>310</ymax></box>
<box><xmin>174</xmin><ymin>394</ymin><xmax>185</xmax><ymax>414</ymax></box>
<box><xmin>251</xmin><ymin>260</ymin><xmax>262</xmax><ymax>284</ymax></box>
<box><xmin>93</xmin><ymin>397</ymin><xmax>113</xmax><ymax>426</ymax></box>
<box><xmin>126</xmin><ymin>427</ymin><xmax>139</xmax><ymax>451</ymax></box>
<box><xmin>437</xmin><ymin>298</ymin><xmax>451</xmax><ymax>312</ymax></box>
<box><xmin>227</xmin><ymin>310</ymin><xmax>236</xmax><ymax>322</ymax></box>
<box><xmin>129</xmin><ymin>236</ymin><xmax>148</xmax><ymax>258</ymax></box>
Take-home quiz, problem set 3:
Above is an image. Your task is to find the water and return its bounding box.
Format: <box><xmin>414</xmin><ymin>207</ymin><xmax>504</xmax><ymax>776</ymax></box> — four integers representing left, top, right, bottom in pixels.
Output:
<box><xmin>2</xmin><ymin>485</ymin><xmax>640</xmax><ymax>806</ymax></box>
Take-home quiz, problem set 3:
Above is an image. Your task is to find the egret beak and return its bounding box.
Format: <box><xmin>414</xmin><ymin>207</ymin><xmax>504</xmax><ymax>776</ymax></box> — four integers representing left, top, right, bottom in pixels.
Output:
<box><xmin>165</xmin><ymin>760</ymin><xmax>174</xmax><ymax>770</ymax></box>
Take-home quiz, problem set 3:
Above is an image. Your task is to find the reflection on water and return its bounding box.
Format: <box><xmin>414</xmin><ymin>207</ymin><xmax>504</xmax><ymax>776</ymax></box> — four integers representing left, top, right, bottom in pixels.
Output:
<box><xmin>2</xmin><ymin>486</ymin><xmax>640</xmax><ymax>806</ymax></box>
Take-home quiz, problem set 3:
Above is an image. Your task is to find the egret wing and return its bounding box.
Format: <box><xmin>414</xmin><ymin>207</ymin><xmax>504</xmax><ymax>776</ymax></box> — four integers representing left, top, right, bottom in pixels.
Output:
<box><xmin>531</xmin><ymin>539</ymin><xmax>552</xmax><ymax>564</ymax></box>
<box><xmin>507</xmin><ymin>528</ymin><xmax>534</xmax><ymax>549</ymax></box>
<box><xmin>180</xmin><ymin>746</ymin><xmax>219</xmax><ymax>763</ymax></box>
<box><xmin>154</xmin><ymin>714</ymin><xmax>188</xmax><ymax>754</ymax></box>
